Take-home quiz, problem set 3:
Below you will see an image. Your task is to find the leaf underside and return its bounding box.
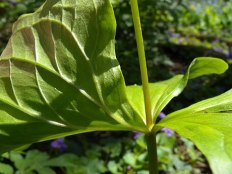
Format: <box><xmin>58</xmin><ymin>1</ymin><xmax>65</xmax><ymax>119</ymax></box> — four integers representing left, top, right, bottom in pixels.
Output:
<box><xmin>0</xmin><ymin>0</ymin><xmax>147</xmax><ymax>153</ymax></box>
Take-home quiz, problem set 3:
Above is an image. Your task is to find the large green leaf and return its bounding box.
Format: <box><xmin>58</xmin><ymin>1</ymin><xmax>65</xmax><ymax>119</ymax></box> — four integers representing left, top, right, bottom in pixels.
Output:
<box><xmin>0</xmin><ymin>0</ymin><xmax>147</xmax><ymax>153</ymax></box>
<box><xmin>127</xmin><ymin>57</ymin><xmax>228</xmax><ymax>127</ymax></box>
<box><xmin>157</xmin><ymin>89</ymin><xmax>232</xmax><ymax>174</ymax></box>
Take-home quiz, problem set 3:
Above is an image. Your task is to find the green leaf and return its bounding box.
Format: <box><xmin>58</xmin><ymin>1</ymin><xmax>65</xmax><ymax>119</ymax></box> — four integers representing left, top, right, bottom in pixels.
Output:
<box><xmin>187</xmin><ymin>57</ymin><xmax>228</xmax><ymax>79</ymax></box>
<box><xmin>123</xmin><ymin>151</ymin><xmax>136</xmax><ymax>166</ymax></box>
<box><xmin>0</xmin><ymin>0</ymin><xmax>147</xmax><ymax>153</ymax></box>
<box><xmin>45</xmin><ymin>153</ymin><xmax>79</xmax><ymax>168</ymax></box>
<box><xmin>127</xmin><ymin>57</ymin><xmax>228</xmax><ymax>126</ymax></box>
<box><xmin>49</xmin><ymin>154</ymin><xmax>107</xmax><ymax>174</ymax></box>
<box><xmin>0</xmin><ymin>163</ymin><xmax>14</xmax><ymax>174</ymax></box>
<box><xmin>12</xmin><ymin>150</ymin><xmax>50</xmax><ymax>172</ymax></box>
<box><xmin>157</xmin><ymin>89</ymin><xmax>232</xmax><ymax>174</ymax></box>
<box><xmin>37</xmin><ymin>168</ymin><xmax>56</xmax><ymax>174</ymax></box>
<box><xmin>107</xmin><ymin>161</ymin><xmax>119</xmax><ymax>174</ymax></box>
<box><xmin>126</xmin><ymin>75</ymin><xmax>183</xmax><ymax>122</ymax></box>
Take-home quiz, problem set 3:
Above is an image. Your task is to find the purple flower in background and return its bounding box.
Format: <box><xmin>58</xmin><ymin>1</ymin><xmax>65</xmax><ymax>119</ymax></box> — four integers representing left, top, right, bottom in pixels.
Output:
<box><xmin>133</xmin><ymin>112</ymin><xmax>174</xmax><ymax>138</ymax></box>
<box><xmin>225</xmin><ymin>51</ymin><xmax>232</xmax><ymax>59</ymax></box>
<box><xmin>9</xmin><ymin>0</ymin><xmax>17</xmax><ymax>6</ymax></box>
<box><xmin>158</xmin><ymin>112</ymin><xmax>166</xmax><ymax>119</ymax></box>
<box><xmin>211</xmin><ymin>39</ymin><xmax>224</xmax><ymax>53</ymax></box>
<box><xmin>173</xmin><ymin>33</ymin><xmax>181</xmax><ymax>38</ymax></box>
<box><xmin>213</xmin><ymin>46</ymin><xmax>223</xmax><ymax>52</ymax></box>
<box><xmin>161</xmin><ymin>128</ymin><xmax>174</xmax><ymax>136</ymax></box>
<box><xmin>212</xmin><ymin>39</ymin><xmax>220</xmax><ymax>44</ymax></box>
<box><xmin>50</xmin><ymin>138</ymin><xmax>68</xmax><ymax>152</ymax></box>
<box><xmin>133</xmin><ymin>131</ymin><xmax>143</xmax><ymax>140</ymax></box>
<box><xmin>158</xmin><ymin>112</ymin><xmax>174</xmax><ymax>136</ymax></box>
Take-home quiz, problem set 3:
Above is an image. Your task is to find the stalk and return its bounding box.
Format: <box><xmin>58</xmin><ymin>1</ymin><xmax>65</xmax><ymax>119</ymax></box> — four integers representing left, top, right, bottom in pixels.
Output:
<box><xmin>130</xmin><ymin>0</ymin><xmax>152</xmax><ymax>129</ymax></box>
<box><xmin>130</xmin><ymin>0</ymin><xmax>158</xmax><ymax>174</ymax></box>
<box><xmin>145</xmin><ymin>132</ymin><xmax>158</xmax><ymax>174</ymax></box>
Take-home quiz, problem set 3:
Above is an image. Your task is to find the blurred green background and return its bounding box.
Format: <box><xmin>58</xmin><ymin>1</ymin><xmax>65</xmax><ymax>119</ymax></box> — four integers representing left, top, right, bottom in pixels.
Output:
<box><xmin>0</xmin><ymin>0</ymin><xmax>232</xmax><ymax>173</ymax></box>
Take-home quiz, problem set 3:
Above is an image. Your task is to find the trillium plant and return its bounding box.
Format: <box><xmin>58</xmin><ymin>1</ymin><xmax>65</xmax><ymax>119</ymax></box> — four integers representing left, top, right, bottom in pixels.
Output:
<box><xmin>0</xmin><ymin>0</ymin><xmax>232</xmax><ymax>173</ymax></box>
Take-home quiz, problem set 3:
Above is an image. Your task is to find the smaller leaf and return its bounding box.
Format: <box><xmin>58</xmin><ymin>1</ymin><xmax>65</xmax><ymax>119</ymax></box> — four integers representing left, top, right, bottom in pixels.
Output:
<box><xmin>36</xmin><ymin>168</ymin><xmax>56</xmax><ymax>174</ymax></box>
<box><xmin>137</xmin><ymin>171</ymin><xmax>149</xmax><ymax>174</ymax></box>
<box><xmin>127</xmin><ymin>57</ymin><xmax>228</xmax><ymax>127</ymax></box>
<box><xmin>45</xmin><ymin>154</ymin><xmax>78</xmax><ymax>168</ymax></box>
<box><xmin>123</xmin><ymin>152</ymin><xmax>136</xmax><ymax>166</ymax></box>
<box><xmin>187</xmin><ymin>57</ymin><xmax>228</xmax><ymax>79</ymax></box>
<box><xmin>0</xmin><ymin>163</ymin><xmax>14</xmax><ymax>174</ymax></box>
<box><xmin>157</xmin><ymin>89</ymin><xmax>232</xmax><ymax>174</ymax></box>
<box><xmin>11</xmin><ymin>150</ymin><xmax>53</xmax><ymax>173</ymax></box>
<box><xmin>107</xmin><ymin>161</ymin><xmax>119</xmax><ymax>174</ymax></box>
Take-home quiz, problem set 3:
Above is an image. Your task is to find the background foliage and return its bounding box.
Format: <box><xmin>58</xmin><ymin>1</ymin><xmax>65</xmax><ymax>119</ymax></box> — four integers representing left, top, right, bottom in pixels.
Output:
<box><xmin>0</xmin><ymin>0</ymin><xmax>231</xmax><ymax>173</ymax></box>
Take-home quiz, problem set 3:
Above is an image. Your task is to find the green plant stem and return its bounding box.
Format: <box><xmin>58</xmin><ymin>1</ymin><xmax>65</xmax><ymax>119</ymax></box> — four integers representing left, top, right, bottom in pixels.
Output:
<box><xmin>145</xmin><ymin>132</ymin><xmax>158</xmax><ymax>174</ymax></box>
<box><xmin>130</xmin><ymin>0</ymin><xmax>152</xmax><ymax>129</ymax></box>
<box><xmin>130</xmin><ymin>1</ymin><xmax>158</xmax><ymax>174</ymax></box>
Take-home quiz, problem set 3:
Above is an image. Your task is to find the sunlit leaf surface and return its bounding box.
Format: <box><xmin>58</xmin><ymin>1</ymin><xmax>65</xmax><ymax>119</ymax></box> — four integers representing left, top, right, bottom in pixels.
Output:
<box><xmin>127</xmin><ymin>57</ymin><xmax>228</xmax><ymax>124</ymax></box>
<box><xmin>157</xmin><ymin>86</ymin><xmax>232</xmax><ymax>174</ymax></box>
